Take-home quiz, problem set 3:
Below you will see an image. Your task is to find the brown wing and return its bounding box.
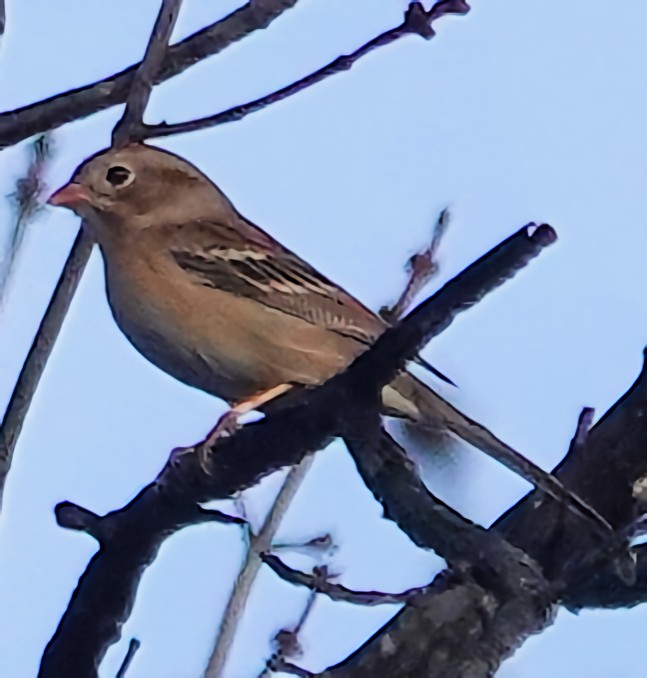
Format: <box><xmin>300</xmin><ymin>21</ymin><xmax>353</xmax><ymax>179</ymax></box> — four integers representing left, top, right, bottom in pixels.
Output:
<box><xmin>167</xmin><ymin>218</ymin><xmax>385</xmax><ymax>345</ymax></box>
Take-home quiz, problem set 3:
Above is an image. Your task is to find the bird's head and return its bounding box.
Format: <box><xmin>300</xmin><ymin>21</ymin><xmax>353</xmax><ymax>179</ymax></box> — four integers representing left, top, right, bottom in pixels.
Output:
<box><xmin>48</xmin><ymin>144</ymin><xmax>233</xmax><ymax>239</ymax></box>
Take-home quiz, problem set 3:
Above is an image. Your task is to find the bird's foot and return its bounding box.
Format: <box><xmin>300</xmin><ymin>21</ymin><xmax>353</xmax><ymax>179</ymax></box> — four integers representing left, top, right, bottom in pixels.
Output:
<box><xmin>170</xmin><ymin>410</ymin><xmax>242</xmax><ymax>475</ymax></box>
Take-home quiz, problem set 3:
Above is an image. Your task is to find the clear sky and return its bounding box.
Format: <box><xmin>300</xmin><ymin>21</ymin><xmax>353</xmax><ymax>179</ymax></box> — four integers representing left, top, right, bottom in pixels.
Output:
<box><xmin>1</xmin><ymin>0</ymin><xmax>646</xmax><ymax>676</ymax></box>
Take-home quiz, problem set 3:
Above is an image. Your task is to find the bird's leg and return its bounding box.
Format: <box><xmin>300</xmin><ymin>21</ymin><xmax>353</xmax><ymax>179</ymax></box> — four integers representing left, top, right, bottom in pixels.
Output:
<box><xmin>204</xmin><ymin>383</ymin><xmax>294</xmax><ymax>444</ymax></box>
<box><xmin>171</xmin><ymin>384</ymin><xmax>294</xmax><ymax>473</ymax></box>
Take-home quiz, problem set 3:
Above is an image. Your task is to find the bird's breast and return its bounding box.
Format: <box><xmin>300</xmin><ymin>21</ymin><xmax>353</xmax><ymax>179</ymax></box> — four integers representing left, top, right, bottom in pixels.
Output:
<box><xmin>102</xmin><ymin>248</ymin><xmax>268</xmax><ymax>402</ymax></box>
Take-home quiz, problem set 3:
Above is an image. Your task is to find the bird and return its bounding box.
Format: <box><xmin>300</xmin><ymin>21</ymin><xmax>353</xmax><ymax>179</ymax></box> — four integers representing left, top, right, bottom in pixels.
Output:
<box><xmin>47</xmin><ymin>143</ymin><xmax>503</xmax><ymax>458</ymax></box>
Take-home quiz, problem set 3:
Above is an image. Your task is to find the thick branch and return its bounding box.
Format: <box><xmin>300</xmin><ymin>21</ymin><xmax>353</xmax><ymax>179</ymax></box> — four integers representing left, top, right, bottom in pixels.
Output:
<box><xmin>326</xmin><ymin>351</ymin><xmax>647</xmax><ymax>677</ymax></box>
<box><xmin>39</xmin><ymin>224</ymin><xmax>552</xmax><ymax>678</ymax></box>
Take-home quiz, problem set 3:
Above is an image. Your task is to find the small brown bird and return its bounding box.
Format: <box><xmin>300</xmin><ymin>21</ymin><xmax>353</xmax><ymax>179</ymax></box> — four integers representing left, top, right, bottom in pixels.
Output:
<box><xmin>48</xmin><ymin>143</ymin><xmax>498</xmax><ymax>453</ymax></box>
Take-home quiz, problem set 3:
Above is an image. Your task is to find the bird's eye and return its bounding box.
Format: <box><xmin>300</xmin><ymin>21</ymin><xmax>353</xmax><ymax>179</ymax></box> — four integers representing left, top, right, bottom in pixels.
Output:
<box><xmin>106</xmin><ymin>166</ymin><xmax>133</xmax><ymax>187</ymax></box>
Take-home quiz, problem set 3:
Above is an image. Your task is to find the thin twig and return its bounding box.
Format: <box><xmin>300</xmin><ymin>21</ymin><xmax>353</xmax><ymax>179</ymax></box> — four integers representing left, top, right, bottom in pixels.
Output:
<box><xmin>137</xmin><ymin>1</ymin><xmax>470</xmax><ymax>140</ymax></box>
<box><xmin>262</xmin><ymin>554</ymin><xmax>431</xmax><ymax>605</ymax></box>
<box><xmin>380</xmin><ymin>208</ymin><xmax>450</xmax><ymax>323</ymax></box>
<box><xmin>261</xmin><ymin>587</ymin><xmax>318</xmax><ymax>677</ymax></box>
<box><xmin>115</xmin><ymin>638</ymin><xmax>141</xmax><ymax>678</ymax></box>
<box><xmin>203</xmin><ymin>454</ymin><xmax>315</xmax><ymax>678</ymax></box>
<box><xmin>0</xmin><ymin>1</ymin><xmax>302</xmax><ymax>149</ymax></box>
<box><xmin>112</xmin><ymin>0</ymin><xmax>184</xmax><ymax>147</ymax></box>
<box><xmin>0</xmin><ymin>0</ymin><xmax>5</xmax><ymax>40</ymax></box>
<box><xmin>0</xmin><ymin>228</ymin><xmax>92</xmax><ymax>510</ymax></box>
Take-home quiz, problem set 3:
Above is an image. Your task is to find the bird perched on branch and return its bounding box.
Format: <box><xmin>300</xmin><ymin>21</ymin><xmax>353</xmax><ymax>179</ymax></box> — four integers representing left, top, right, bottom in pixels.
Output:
<box><xmin>48</xmin><ymin>144</ymin><xmax>498</xmax><ymax>453</ymax></box>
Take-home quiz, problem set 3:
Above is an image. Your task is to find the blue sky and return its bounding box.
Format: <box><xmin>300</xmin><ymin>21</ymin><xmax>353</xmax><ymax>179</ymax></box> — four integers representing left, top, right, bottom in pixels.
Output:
<box><xmin>1</xmin><ymin>1</ymin><xmax>646</xmax><ymax>676</ymax></box>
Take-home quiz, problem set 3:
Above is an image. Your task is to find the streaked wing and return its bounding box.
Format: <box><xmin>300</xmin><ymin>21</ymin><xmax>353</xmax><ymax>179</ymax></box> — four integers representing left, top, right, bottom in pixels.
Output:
<box><xmin>167</xmin><ymin>218</ymin><xmax>384</xmax><ymax>344</ymax></box>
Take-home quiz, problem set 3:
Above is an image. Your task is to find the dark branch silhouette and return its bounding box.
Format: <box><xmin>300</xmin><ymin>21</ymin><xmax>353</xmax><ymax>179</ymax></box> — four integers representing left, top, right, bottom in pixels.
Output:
<box><xmin>327</xmin><ymin>360</ymin><xmax>647</xmax><ymax>677</ymax></box>
<box><xmin>38</xmin><ymin>224</ymin><xmax>554</xmax><ymax>678</ymax></box>
<box><xmin>115</xmin><ymin>638</ymin><xmax>141</xmax><ymax>678</ymax></box>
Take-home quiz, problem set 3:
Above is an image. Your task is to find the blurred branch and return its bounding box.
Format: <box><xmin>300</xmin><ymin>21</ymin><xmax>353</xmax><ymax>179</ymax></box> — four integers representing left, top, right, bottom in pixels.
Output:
<box><xmin>136</xmin><ymin>1</ymin><xmax>471</xmax><ymax>140</ymax></box>
<box><xmin>0</xmin><ymin>1</ymin><xmax>302</xmax><ymax>149</ymax></box>
<box><xmin>204</xmin><ymin>455</ymin><xmax>315</xmax><ymax>678</ymax></box>
<box><xmin>0</xmin><ymin>0</ymin><xmax>4</xmax><ymax>39</ymax></box>
<box><xmin>1</xmin><ymin>134</ymin><xmax>54</xmax><ymax>305</ymax></box>
<box><xmin>0</xmin><ymin>228</ymin><xmax>92</xmax><ymax>511</ymax></box>
<box><xmin>115</xmin><ymin>638</ymin><xmax>141</xmax><ymax>678</ymax></box>
<box><xmin>262</xmin><ymin>555</ymin><xmax>431</xmax><ymax>605</ymax></box>
<box><xmin>38</xmin><ymin>224</ymin><xmax>556</xmax><ymax>677</ymax></box>
<box><xmin>112</xmin><ymin>0</ymin><xmax>184</xmax><ymax>147</ymax></box>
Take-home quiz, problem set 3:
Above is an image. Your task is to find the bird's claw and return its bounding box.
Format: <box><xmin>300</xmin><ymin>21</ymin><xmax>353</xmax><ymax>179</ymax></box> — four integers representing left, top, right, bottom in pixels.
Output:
<box><xmin>169</xmin><ymin>410</ymin><xmax>242</xmax><ymax>476</ymax></box>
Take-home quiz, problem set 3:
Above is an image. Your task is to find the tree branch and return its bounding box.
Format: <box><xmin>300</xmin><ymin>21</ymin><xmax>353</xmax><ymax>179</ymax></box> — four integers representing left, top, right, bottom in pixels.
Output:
<box><xmin>203</xmin><ymin>455</ymin><xmax>315</xmax><ymax>678</ymax></box>
<box><xmin>262</xmin><ymin>554</ymin><xmax>432</xmax><ymax>606</ymax></box>
<box><xmin>0</xmin><ymin>228</ymin><xmax>92</xmax><ymax>510</ymax></box>
<box><xmin>2</xmin><ymin>0</ymin><xmax>182</xmax><ymax>510</ymax></box>
<box><xmin>112</xmin><ymin>0</ymin><xmax>184</xmax><ymax>147</ymax></box>
<box><xmin>0</xmin><ymin>1</ymin><xmax>469</xmax><ymax>149</ymax></box>
<box><xmin>136</xmin><ymin>1</ymin><xmax>471</xmax><ymax>140</ymax></box>
<box><xmin>326</xmin><ymin>356</ymin><xmax>647</xmax><ymax>677</ymax></box>
<box><xmin>0</xmin><ymin>1</ymin><xmax>301</xmax><ymax>149</ymax></box>
<box><xmin>115</xmin><ymin>638</ymin><xmax>141</xmax><ymax>678</ymax></box>
<box><xmin>38</xmin><ymin>223</ymin><xmax>553</xmax><ymax>678</ymax></box>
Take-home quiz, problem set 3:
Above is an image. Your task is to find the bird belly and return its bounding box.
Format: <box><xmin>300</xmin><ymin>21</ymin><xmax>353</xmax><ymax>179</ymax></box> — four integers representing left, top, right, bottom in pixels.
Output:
<box><xmin>105</xmin><ymin>270</ymin><xmax>265</xmax><ymax>403</ymax></box>
<box><xmin>103</xmin><ymin>251</ymin><xmax>361</xmax><ymax>404</ymax></box>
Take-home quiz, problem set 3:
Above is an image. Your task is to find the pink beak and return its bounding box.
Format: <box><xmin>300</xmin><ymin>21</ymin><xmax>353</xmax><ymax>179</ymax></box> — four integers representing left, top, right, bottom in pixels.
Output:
<box><xmin>47</xmin><ymin>182</ymin><xmax>91</xmax><ymax>209</ymax></box>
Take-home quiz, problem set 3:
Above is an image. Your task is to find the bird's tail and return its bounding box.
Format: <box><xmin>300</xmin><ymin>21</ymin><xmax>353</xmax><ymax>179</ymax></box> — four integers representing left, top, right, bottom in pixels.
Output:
<box><xmin>386</xmin><ymin>371</ymin><xmax>517</xmax><ymax>464</ymax></box>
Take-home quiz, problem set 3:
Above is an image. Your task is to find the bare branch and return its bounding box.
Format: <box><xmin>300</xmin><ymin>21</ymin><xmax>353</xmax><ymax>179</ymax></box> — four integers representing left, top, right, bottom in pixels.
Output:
<box><xmin>204</xmin><ymin>455</ymin><xmax>314</xmax><ymax>678</ymax></box>
<box><xmin>327</xmin><ymin>361</ymin><xmax>647</xmax><ymax>678</ymax></box>
<box><xmin>0</xmin><ymin>1</ymin><xmax>302</xmax><ymax>149</ymax></box>
<box><xmin>112</xmin><ymin>0</ymin><xmax>184</xmax><ymax>147</ymax></box>
<box><xmin>137</xmin><ymin>1</ymin><xmax>471</xmax><ymax>140</ymax></box>
<box><xmin>261</xmin><ymin>578</ymin><xmax>319</xmax><ymax>675</ymax></box>
<box><xmin>262</xmin><ymin>554</ymin><xmax>431</xmax><ymax>605</ymax></box>
<box><xmin>0</xmin><ymin>228</ymin><xmax>92</xmax><ymax>510</ymax></box>
<box><xmin>380</xmin><ymin>207</ymin><xmax>450</xmax><ymax>323</ymax></box>
<box><xmin>115</xmin><ymin>638</ymin><xmax>141</xmax><ymax>678</ymax></box>
<box><xmin>39</xmin><ymin>224</ymin><xmax>555</xmax><ymax>677</ymax></box>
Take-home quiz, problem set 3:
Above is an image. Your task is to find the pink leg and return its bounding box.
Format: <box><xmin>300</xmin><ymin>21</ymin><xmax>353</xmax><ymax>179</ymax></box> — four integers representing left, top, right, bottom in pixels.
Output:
<box><xmin>170</xmin><ymin>383</ymin><xmax>294</xmax><ymax>473</ymax></box>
